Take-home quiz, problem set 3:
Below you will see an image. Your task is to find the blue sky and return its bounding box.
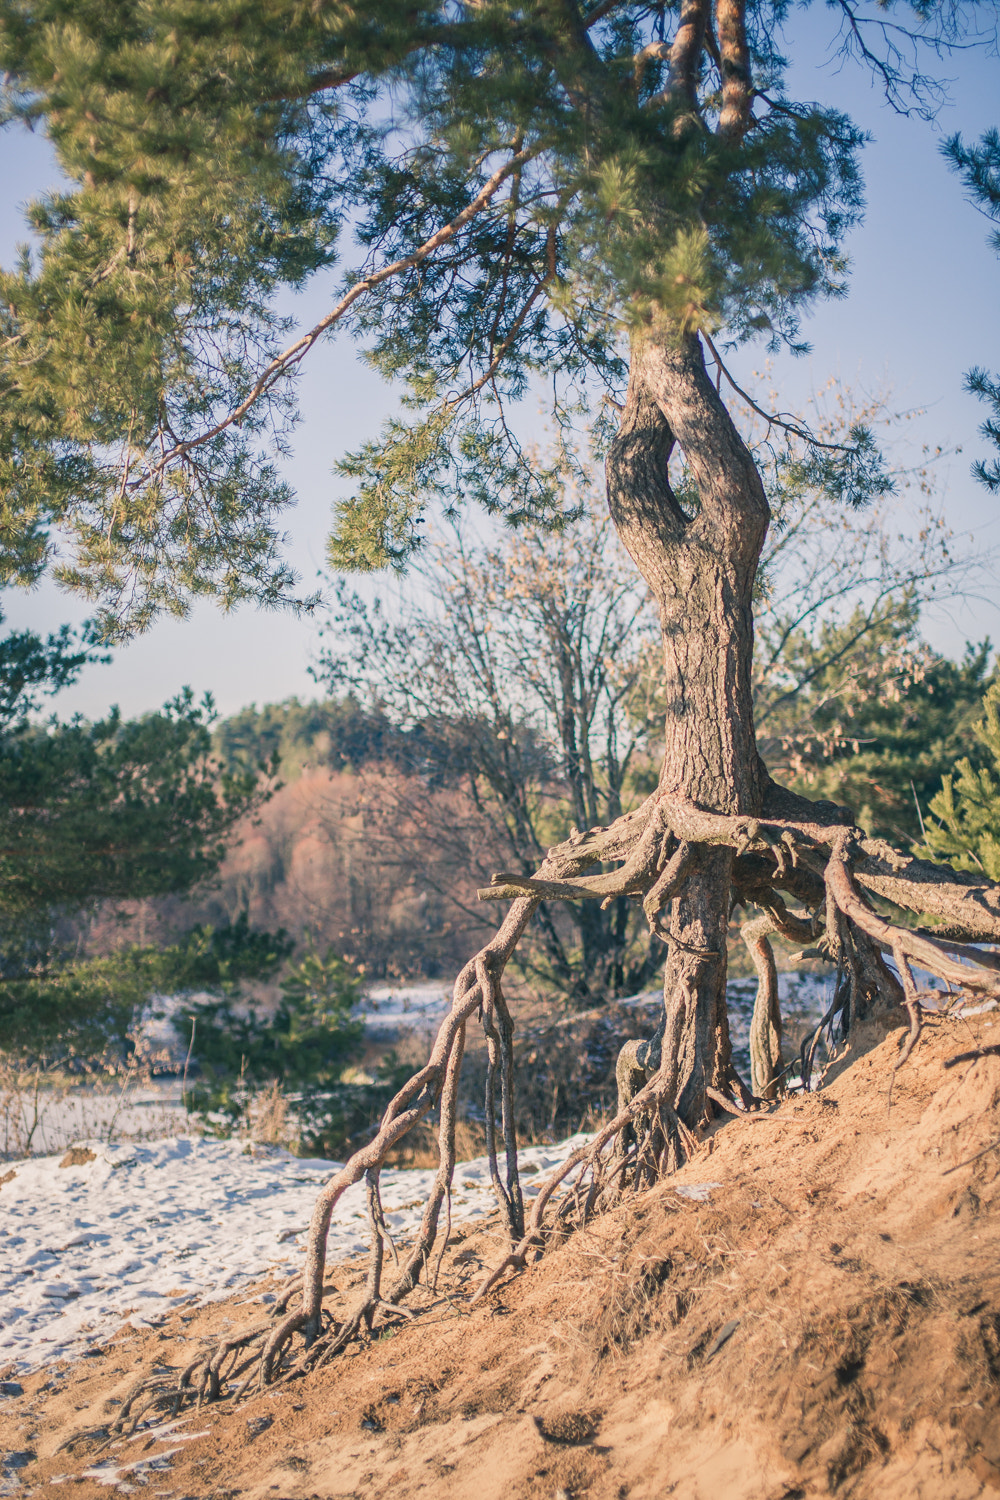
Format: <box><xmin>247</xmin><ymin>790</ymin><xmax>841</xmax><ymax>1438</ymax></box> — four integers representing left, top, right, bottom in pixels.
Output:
<box><xmin>1</xmin><ymin>12</ymin><xmax>998</xmax><ymax>722</ymax></box>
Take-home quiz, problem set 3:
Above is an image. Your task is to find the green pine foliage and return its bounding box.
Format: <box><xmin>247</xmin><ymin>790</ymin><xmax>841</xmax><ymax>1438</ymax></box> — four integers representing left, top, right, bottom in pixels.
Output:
<box><xmin>0</xmin><ymin>0</ymin><xmax>350</xmax><ymax>633</ymax></box>
<box><xmin>176</xmin><ymin>939</ymin><xmax>364</xmax><ymax>1146</ymax></box>
<box><xmin>0</xmin><ymin>679</ymin><xmax>273</xmax><ymax>1059</ymax></box>
<box><xmin>918</xmin><ymin>683</ymin><xmax>1000</xmax><ymax>879</ymax></box>
<box><xmin>0</xmin><ymin>0</ymin><xmax>904</xmax><ymax>631</ymax></box>
<box><xmin>0</xmin><ymin>613</ymin><xmax>105</xmax><ymax>726</ymax></box>
<box><xmin>0</xmin><ymin>688</ymin><xmax>265</xmax><ymax>944</ymax></box>
<box><xmin>0</xmin><ymin>913</ymin><xmax>291</xmax><ymax>1063</ymax></box>
<box><xmin>0</xmin><ymin>945</ymin><xmax>155</xmax><ymax>1062</ymax></box>
<box><xmin>758</xmin><ymin>601</ymin><xmax>996</xmax><ymax>844</ymax></box>
<box><xmin>944</xmin><ymin>127</ymin><xmax>1000</xmax><ymax>491</ymax></box>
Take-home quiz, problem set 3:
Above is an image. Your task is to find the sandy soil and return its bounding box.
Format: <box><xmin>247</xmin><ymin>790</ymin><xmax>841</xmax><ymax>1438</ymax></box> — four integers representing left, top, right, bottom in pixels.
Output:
<box><xmin>4</xmin><ymin>1009</ymin><xmax>1000</xmax><ymax>1499</ymax></box>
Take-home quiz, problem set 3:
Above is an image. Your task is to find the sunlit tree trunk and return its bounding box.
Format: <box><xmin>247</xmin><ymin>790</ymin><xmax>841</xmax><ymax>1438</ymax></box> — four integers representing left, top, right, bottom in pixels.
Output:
<box><xmin>607</xmin><ymin>330</ymin><xmax>769</xmax><ymax>1125</ymax></box>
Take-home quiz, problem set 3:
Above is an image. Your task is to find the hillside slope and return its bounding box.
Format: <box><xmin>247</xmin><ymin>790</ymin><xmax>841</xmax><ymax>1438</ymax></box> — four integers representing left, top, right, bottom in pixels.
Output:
<box><xmin>5</xmin><ymin>1011</ymin><xmax>1000</xmax><ymax>1499</ymax></box>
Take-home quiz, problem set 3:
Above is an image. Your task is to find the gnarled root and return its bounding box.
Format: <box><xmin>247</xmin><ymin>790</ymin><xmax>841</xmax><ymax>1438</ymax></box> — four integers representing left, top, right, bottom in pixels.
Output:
<box><xmin>742</xmin><ymin>913</ymin><xmax>784</xmax><ymax>1100</ymax></box>
<box><xmin>133</xmin><ymin>787</ymin><xmax>1000</xmax><ymax>1411</ymax></box>
<box><xmin>471</xmin><ymin>1064</ymin><xmax>699</xmax><ymax>1304</ymax></box>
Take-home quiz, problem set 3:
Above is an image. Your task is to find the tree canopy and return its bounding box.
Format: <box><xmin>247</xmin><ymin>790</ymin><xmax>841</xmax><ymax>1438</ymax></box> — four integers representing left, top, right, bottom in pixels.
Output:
<box><xmin>0</xmin><ymin>689</ymin><xmax>265</xmax><ymax>946</ymax></box>
<box><xmin>1</xmin><ymin>0</ymin><xmax>971</xmax><ymax>635</ymax></box>
<box><xmin>945</xmin><ymin>125</ymin><xmax>1000</xmax><ymax>491</ymax></box>
<box><xmin>0</xmin><ymin>600</ymin><xmax>270</xmax><ymax>1056</ymax></box>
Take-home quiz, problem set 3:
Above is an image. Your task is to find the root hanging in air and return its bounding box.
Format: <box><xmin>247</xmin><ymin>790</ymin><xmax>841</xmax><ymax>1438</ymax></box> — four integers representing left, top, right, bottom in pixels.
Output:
<box><xmin>106</xmin><ymin>787</ymin><xmax>1000</xmax><ymax>1418</ymax></box>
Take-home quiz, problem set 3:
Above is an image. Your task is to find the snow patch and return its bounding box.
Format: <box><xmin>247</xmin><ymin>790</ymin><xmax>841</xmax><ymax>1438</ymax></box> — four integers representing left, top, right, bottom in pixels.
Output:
<box><xmin>0</xmin><ymin>1131</ymin><xmax>589</xmax><ymax>1373</ymax></box>
<box><xmin>356</xmin><ymin>980</ymin><xmax>452</xmax><ymax>1036</ymax></box>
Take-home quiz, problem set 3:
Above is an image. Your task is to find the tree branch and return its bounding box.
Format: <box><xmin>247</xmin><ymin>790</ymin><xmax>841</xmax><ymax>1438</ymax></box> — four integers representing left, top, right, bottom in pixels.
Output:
<box><xmin>716</xmin><ymin>0</ymin><xmax>753</xmax><ymax>140</ymax></box>
<box><xmin>700</xmin><ymin>329</ymin><xmax>858</xmax><ymax>455</ymax></box>
<box><xmin>135</xmin><ymin>144</ymin><xmax>540</xmax><ymax>486</ymax></box>
<box><xmin>670</xmin><ymin>0</ymin><xmax>709</xmax><ymax>108</ymax></box>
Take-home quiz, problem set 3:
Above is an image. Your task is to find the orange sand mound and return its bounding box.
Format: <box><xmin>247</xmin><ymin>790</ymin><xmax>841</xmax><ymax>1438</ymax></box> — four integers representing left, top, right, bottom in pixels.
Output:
<box><xmin>4</xmin><ymin>1009</ymin><xmax>1000</xmax><ymax>1499</ymax></box>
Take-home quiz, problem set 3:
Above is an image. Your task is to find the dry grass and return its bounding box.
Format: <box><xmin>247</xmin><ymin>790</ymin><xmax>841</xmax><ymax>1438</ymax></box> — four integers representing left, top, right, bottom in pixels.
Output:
<box><xmin>0</xmin><ymin>1058</ymin><xmax>52</xmax><ymax>1160</ymax></box>
<box><xmin>383</xmin><ymin>1116</ymin><xmax>488</xmax><ymax>1169</ymax></box>
<box><xmin>0</xmin><ymin>1052</ymin><xmax>176</xmax><ymax>1163</ymax></box>
<box><xmin>245</xmin><ymin>1081</ymin><xmax>299</xmax><ymax>1150</ymax></box>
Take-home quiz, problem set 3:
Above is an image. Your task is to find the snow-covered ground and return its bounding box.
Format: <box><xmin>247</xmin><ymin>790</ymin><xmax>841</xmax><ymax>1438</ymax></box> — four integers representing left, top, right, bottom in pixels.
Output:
<box><xmin>1</xmin><ymin>982</ymin><xmax>457</xmax><ymax>1161</ymax></box>
<box><xmin>4</xmin><ymin>965</ymin><xmax>994</xmax><ymax>1377</ymax></box>
<box><xmin>10</xmin><ymin>968</ymin><xmax>987</xmax><ymax>1160</ymax></box>
<box><xmin>357</xmin><ymin>979</ymin><xmax>452</xmax><ymax>1036</ymax></box>
<box><xmin>0</xmin><ymin>1132</ymin><xmax>589</xmax><ymax>1373</ymax></box>
<box><xmin>1</xmin><ymin>1082</ymin><xmax>188</xmax><ymax>1163</ymax></box>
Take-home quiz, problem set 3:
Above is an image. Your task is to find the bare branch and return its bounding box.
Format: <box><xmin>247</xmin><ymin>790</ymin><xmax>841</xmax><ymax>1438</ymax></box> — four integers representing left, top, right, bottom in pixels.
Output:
<box><xmin>700</xmin><ymin>330</ymin><xmax>858</xmax><ymax>454</ymax></box>
<box><xmin>136</xmin><ymin>144</ymin><xmax>540</xmax><ymax>486</ymax></box>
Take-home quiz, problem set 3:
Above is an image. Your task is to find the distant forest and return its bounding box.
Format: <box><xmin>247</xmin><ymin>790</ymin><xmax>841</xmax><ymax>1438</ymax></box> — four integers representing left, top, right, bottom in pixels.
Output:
<box><xmin>108</xmin><ymin>640</ymin><xmax>997</xmax><ymax>992</ymax></box>
<box><xmin>106</xmin><ymin>695</ymin><xmax>512</xmax><ymax>983</ymax></box>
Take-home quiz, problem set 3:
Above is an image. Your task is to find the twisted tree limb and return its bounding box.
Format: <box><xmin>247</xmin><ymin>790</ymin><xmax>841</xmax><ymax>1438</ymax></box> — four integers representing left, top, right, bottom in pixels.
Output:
<box><xmin>478</xmin><ymin>795</ymin><xmax>668</xmax><ymax>903</ymax></box>
<box><xmin>741</xmin><ymin>913</ymin><xmax>783</xmax><ymax>1100</ymax></box>
<box><xmin>822</xmin><ymin>834</ymin><xmax>1000</xmax><ymax>999</ymax></box>
<box><xmin>663</xmin><ymin>796</ymin><xmax>1000</xmax><ymax>946</ymax></box>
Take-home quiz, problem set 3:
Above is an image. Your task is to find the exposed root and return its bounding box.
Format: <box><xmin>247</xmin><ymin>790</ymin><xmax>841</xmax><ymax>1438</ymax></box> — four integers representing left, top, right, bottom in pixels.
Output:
<box><xmin>891</xmin><ymin>942</ymin><xmax>924</xmax><ymax>1072</ymax></box>
<box><xmin>479</xmin><ymin>956</ymin><xmax>523</xmax><ymax>1241</ymax></box>
<box><xmin>741</xmin><ymin>913</ymin><xmax>783</xmax><ymax>1099</ymax></box>
<box><xmin>472</xmin><ymin>1069</ymin><xmax>698</xmax><ymax>1304</ymax></box>
<box><xmin>75</xmin><ymin>1325</ymin><xmax>277</xmax><ymax>1449</ymax></box>
<box><xmin>706</xmin><ymin>1084</ymin><xmax>760</xmax><ymax>1117</ymax></box>
<box><xmin>123</xmin><ymin>786</ymin><xmax>1000</xmax><ymax>1412</ymax></box>
<box><xmin>944</xmin><ymin>1044</ymin><xmax>1000</xmax><ymax>1069</ymax></box>
<box><xmin>941</xmin><ymin>1133</ymin><xmax>1000</xmax><ymax>1174</ymax></box>
<box><xmin>643</xmin><ymin>838</ymin><xmax>693</xmax><ymax>935</ymax></box>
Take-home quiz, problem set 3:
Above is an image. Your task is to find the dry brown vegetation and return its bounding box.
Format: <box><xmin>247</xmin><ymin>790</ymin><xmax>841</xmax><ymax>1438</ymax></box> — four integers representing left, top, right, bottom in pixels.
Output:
<box><xmin>8</xmin><ymin>1011</ymin><xmax>1000</xmax><ymax>1499</ymax></box>
<box><xmin>103</xmin><ymin>765</ymin><xmax>491</xmax><ymax>982</ymax></box>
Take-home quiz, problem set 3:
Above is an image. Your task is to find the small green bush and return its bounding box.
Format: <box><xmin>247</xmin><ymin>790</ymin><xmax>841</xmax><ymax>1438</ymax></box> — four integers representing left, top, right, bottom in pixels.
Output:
<box><xmin>918</xmin><ymin>682</ymin><xmax>1000</xmax><ymax>878</ymax></box>
<box><xmin>0</xmin><ymin>914</ymin><xmax>290</xmax><ymax>1067</ymax></box>
<box><xmin>177</xmin><ymin>940</ymin><xmax>365</xmax><ymax>1144</ymax></box>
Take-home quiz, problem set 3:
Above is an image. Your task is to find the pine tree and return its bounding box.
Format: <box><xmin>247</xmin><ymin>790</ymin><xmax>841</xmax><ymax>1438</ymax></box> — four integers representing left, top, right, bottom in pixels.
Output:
<box><xmin>0</xmin><ymin>0</ymin><xmax>900</xmax><ymax>1125</ymax></box>
<box><xmin>944</xmin><ymin>128</ymin><xmax>1000</xmax><ymax>491</ymax></box>
<box><xmin>0</xmin><ymin>615</ymin><xmax>101</xmax><ymax>726</ymax></box>
<box><xmin>0</xmin><ymin>682</ymin><xmax>272</xmax><ymax>1063</ymax></box>
<box><xmin>2</xmin><ymin>0</ymin><xmax>1000</xmax><ymax>1381</ymax></box>
<box><xmin>0</xmin><ymin>689</ymin><xmax>266</xmax><ymax>942</ymax></box>
<box><xmin>919</xmin><ymin>683</ymin><xmax>1000</xmax><ymax>880</ymax></box>
<box><xmin>759</xmin><ymin>608</ymin><xmax>995</xmax><ymax>846</ymax></box>
<box><xmin>178</xmin><ymin>938</ymin><xmax>364</xmax><ymax>1146</ymax></box>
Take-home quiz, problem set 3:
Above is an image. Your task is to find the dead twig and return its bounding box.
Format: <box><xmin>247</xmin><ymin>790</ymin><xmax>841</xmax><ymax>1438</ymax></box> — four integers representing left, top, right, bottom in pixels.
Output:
<box><xmin>943</xmin><ymin>1044</ymin><xmax>1000</xmax><ymax>1069</ymax></box>
<box><xmin>942</xmin><ymin>1135</ymin><xmax>1000</xmax><ymax>1175</ymax></box>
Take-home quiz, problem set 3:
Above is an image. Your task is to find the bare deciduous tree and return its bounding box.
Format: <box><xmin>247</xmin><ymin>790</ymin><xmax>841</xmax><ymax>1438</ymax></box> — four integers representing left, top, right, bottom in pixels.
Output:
<box><xmin>322</xmin><ymin>496</ymin><xmax>662</xmax><ymax>1003</ymax></box>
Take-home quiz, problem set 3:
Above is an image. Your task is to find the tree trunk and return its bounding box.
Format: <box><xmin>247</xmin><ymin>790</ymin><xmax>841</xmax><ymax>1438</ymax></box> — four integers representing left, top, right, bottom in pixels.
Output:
<box><xmin>606</xmin><ymin>330</ymin><xmax>769</xmax><ymax>1127</ymax></box>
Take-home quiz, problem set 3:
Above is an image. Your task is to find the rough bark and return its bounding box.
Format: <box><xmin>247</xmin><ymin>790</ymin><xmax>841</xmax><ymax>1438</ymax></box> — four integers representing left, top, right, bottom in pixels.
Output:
<box><xmin>743</xmin><ymin>913</ymin><xmax>784</xmax><ymax>1100</ymax></box>
<box><xmin>606</xmin><ymin>330</ymin><xmax>769</xmax><ymax>1128</ymax></box>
